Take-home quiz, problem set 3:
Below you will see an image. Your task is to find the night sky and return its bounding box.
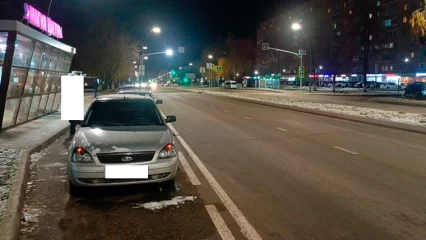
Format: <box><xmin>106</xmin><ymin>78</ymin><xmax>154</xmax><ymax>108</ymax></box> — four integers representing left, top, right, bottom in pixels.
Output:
<box><xmin>0</xmin><ymin>0</ymin><xmax>308</xmax><ymax>76</ymax></box>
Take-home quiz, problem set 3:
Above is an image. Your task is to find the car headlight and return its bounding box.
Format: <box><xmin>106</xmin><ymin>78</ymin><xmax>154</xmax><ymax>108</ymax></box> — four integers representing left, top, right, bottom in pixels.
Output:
<box><xmin>158</xmin><ymin>143</ymin><xmax>177</xmax><ymax>159</ymax></box>
<box><xmin>71</xmin><ymin>147</ymin><xmax>94</xmax><ymax>163</ymax></box>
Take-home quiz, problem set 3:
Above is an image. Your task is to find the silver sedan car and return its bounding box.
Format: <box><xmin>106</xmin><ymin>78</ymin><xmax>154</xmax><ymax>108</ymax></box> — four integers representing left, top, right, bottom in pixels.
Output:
<box><xmin>67</xmin><ymin>94</ymin><xmax>178</xmax><ymax>197</ymax></box>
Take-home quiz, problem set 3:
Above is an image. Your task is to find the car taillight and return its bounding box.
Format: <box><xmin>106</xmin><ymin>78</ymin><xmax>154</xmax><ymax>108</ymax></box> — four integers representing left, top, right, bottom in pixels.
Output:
<box><xmin>158</xmin><ymin>143</ymin><xmax>177</xmax><ymax>159</ymax></box>
<box><xmin>71</xmin><ymin>147</ymin><xmax>94</xmax><ymax>163</ymax></box>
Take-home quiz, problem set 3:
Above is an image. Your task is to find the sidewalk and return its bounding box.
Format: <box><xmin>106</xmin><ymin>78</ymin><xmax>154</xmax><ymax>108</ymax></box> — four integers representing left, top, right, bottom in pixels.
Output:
<box><xmin>0</xmin><ymin>95</ymin><xmax>93</xmax><ymax>228</ymax></box>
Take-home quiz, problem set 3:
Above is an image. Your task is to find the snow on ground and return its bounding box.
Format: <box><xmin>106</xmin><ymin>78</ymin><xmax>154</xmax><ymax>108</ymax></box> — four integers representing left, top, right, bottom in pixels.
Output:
<box><xmin>0</xmin><ymin>147</ymin><xmax>25</xmax><ymax>224</ymax></box>
<box><xmin>196</xmin><ymin>90</ymin><xmax>426</xmax><ymax>127</ymax></box>
<box><xmin>133</xmin><ymin>196</ymin><xmax>197</xmax><ymax>210</ymax></box>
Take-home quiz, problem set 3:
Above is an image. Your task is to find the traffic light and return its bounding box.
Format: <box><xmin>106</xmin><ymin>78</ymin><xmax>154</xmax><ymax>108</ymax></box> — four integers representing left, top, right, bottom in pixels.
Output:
<box><xmin>171</xmin><ymin>70</ymin><xmax>176</xmax><ymax>76</ymax></box>
<box><xmin>184</xmin><ymin>77</ymin><xmax>188</xmax><ymax>83</ymax></box>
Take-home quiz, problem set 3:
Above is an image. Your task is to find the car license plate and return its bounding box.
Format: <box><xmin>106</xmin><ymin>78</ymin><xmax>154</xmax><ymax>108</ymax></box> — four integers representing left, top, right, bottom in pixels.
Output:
<box><xmin>105</xmin><ymin>165</ymin><xmax>148</xmax><ymax>179</ymax></box>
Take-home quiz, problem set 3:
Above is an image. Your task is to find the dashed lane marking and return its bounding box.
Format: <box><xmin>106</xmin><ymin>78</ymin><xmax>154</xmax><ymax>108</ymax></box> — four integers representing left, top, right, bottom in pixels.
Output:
<box><xmin>333</xmin><ymin>146</ymin><xmax>359</xmax><ymax>155</ymax></box>
<box><xmin>178</xmin><ymin>151</ymin><xmax>201</xmax><ymax>185</ymax></box>
<box><xmin>244</xmin><ymin>117</ymin><xmax>252</xmax><ymax>120</ymax></box>
<box><xmin>205</xmin><ymin>205</ymin><xmax>236</xmax><ymax>240</ymax></box>
<box><xmin>276</xmin><ymin>127</ymin><xmax>288</xmax><ymax>132</ymax></box>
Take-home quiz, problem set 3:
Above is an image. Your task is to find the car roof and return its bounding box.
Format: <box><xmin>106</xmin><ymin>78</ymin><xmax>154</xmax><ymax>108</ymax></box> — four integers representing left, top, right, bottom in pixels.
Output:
<box><xmin>118</xmin><ymin>89</ymin><xmax>151</xmax><ymax>94</ymax></box>
<box><xmin>95</xmin><ymin>94</ymin><xmax>152</xmax><ymax>101</ymax></box>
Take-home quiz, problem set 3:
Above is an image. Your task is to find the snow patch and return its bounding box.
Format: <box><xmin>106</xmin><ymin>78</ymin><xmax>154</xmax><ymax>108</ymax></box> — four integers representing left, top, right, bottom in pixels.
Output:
<box><xmin>200</xmin><ymin>90</ymin><xmax>426</xmax><ymax>127</ymax></box>
<box><xmin>133</xmin><ymin>196</ymin><xmax>197</xmax><ymax>210</ymax></box>
<box><xmin>112</xmin><ymin>146</ymin><xmax>131</xmax><ymax>152</ymax></box>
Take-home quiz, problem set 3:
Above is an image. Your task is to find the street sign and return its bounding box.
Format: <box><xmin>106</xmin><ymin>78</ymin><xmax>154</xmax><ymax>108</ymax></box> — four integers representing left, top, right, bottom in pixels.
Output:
<box><xmin>206</xmin><ymin>63</ymin><xmax>212</xmax><ymax>69</ymax></box>
<box><xmin>178</xmin><ymin>47</ymin><xmax>185</xmax><ymax>53</ymax></box>
<box><xmin>216</xmin><ymin>66</ymin><xmax>222</xmax><ymax>72</ymax></box>
<box><xmin>185</xmin><ymin>73</ymin><xmax>195</xmax><ymax>79</ymax></box>
<box><xmin>298</xmin><ymin>49</ymin><xmax>307</xmax><ymax>55</ymax></box>
<box><xmin>298</xmin><ymin>66</ymin><xmax>304</xmax><ymax>72</ymax></box>
<box><xmin>298</xmin><ymin>71</ymin><xmax>304</xmax><ymax>78</ymax></box>
<box><xmin>200</xmin><ymin>67</ymin><xmax>206</xmax><ymax>73</ymax></box>
<box><xmin>262</xmin><ymin>43</ymin><xmax>269</xmax><ymax>50</ymax></box>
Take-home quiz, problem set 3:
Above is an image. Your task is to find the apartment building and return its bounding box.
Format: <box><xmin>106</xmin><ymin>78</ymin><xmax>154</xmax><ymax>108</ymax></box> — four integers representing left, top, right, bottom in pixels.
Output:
<box><xmin>256</xmin><ymin>0</ymin><xmax>426</xmax><ymax>84</ymax></box>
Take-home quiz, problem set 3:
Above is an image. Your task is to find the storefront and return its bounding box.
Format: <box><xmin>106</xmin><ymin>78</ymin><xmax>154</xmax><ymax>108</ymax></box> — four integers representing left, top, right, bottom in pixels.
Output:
<box><xmin>0</xmin><ymin>6</ymin><xmax>76</xmax><ymax>129</ymax></box>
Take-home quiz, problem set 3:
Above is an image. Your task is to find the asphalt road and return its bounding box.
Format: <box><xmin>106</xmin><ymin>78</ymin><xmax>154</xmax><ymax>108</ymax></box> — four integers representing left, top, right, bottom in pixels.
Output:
<box><xmin>155</xmin><ymin>88</ymin><xmax>426</xmax><ymax>240</ymax></box>
<box><xmin>18</xmin><ymin>135</ymin><xmax>225</xmax><ymax>240</ymax></box>
<box><xmin>19</xmin><ymin>88</ymin><xmax>426</xmax><ymax>240</ymax></box>
<box><xmin>186</xmin><ymin>87</ymin><xmax>425</xmax><ymax>114</ymax></box>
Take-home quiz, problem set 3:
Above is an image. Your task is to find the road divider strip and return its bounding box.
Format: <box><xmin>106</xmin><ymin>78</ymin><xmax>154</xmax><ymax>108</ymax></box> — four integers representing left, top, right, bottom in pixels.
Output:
<box><xmin>160</xmin><ymin>111</ymin><xmax>262</xmax><ymax>240</ymax></box>
<box><xmin>178</xmin><ymin>151</ymin><xmax>201</xmax><ymax>185</ymax></box>
<box><xmin>205</xmin><ymin>205</ymin><xmax>236</xmax><ymax>240</ymax></box>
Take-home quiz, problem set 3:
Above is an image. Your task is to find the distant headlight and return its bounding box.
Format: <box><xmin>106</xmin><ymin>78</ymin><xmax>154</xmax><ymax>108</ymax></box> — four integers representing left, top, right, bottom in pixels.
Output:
<box><xmin>141</xmin><ymin>83</ymin><xmax>147</xmax><ymax>88</ymax></box>
<box><xmin>135</xmin><ymin>83</ymin><xmax>140</xmax><ymax>87</ymax></box>
<box><xmin>71</xmin><ymin>147</ymin><xmax>94</xmax><ymax>163</ymax></box>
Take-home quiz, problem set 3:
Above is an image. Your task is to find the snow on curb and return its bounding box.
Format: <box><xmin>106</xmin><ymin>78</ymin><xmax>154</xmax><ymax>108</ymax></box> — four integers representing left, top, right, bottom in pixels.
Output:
<box><xmin>0</xmin><ymin>148</ymin><xmax>25</xmax><ymax>224</ymax></box>
<box><xmin>133</xmin><ymin>196</ymin><xmax>197</xmax><ymax>210</ymax></box>
<box><xmin>197</xmin><ymin>90</ymin><xmax>426</xmax><ymax>127</ymax></box>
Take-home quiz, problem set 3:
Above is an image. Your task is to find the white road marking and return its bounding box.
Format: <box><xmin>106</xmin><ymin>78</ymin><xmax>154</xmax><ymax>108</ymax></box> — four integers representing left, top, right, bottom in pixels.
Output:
<box><xmin>224</xmin><ymin>110</ymin><xmax>230</xmax><ymax>113</ymax></box>
<box><xmin>275</xmin><ymin>127</ymin><xmax>288</xmax><ymax>132</ymax></box>
<box><xmin>161</xmin><ymin>111</ymin><xmax>262</xmax><ymax>240</ymax></box>
<box><xmin>244</xmin><ymin>117</ymin><xmax>252</xmax><ymax>120</ymax></box>
<box><xmin>178</xmin><ymin>151</ymin><xmax>201</xmax><ymax>185</ymax></box>
<box><xmin>205</xmin><ymin>205</ymin><xmax>236</xmax><ymax>240</ymax></box>
<box><xmin>210</xmin><ymin>106</ymin><xmax>215</xmax><ymax>108</ymax></box>
<box><xmin>333</xmin><ymin>146</ymin><xmax>359</xmax><ymax>155</ymax></box>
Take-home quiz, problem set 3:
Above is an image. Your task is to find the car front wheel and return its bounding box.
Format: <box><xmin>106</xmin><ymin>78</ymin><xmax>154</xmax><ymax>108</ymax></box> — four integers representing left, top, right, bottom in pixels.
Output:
<box><xmin>68</xmin><ymin>180</ymin><xmax>84</xmax><ymax>198</ymax></box>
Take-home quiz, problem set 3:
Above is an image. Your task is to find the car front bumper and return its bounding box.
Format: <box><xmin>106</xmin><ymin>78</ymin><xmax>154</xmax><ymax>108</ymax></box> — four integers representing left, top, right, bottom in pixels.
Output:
<box><xmin>68</xmin><ymin>157</ymin><xmax>178</xmax><ymax>187</ymax></box>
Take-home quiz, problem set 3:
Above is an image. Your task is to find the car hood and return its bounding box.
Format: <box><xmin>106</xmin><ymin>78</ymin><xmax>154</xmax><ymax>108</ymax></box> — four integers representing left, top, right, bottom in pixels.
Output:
<box><xmin>74</xmin><ymin>126</ymin><xmax>172</xmax><ymax>155</ymax></box>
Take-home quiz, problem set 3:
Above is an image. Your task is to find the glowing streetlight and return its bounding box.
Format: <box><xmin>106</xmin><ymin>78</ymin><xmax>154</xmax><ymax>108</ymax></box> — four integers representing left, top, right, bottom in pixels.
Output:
<box><xmin>254</xmin><ymin>71</ymin><xmax>258</xmax><ymax>75</ymax></box>
<box><xmin>236</xmin><ymin>73</ymin><xmax>239</xmax><ymax>76</ymax></box>
<box><xmin>292</xmin><ymin>23</ymin><xmax>301</xmax><ymax>30</ymax></box>
<box><xmin>189</xmin><ymin>62</ymin><xmax>193</xmax><ymax>66</ymax></box>
<box><xmin>144</xmin><ymin>56</ymin><xmax>148</xmax><ymax>60</ymax></box>
<box><xmin>152</xmin><ymin>27</ymin><xmax>161</xmax><ymax>33</ymax></box>
<box><xmin>134</xmin><ymin>66</ymin><xmax>137</xmax><ymax>68</ymax></box>
<box><xmin>283</xmin><ymin>69</ymin><xmax>286</xmax><ymax>73</ymax></box>
<box><xmin>319</xmin><ymin>66</ymin><xmax>323</xmax><ymax>69</ymax></box>
<box><xmin>165</xmin><ymin>49</ymin><xmax>173</xmax><ymax>56</ymax></box>
<box><xmin>133</xmin><ymin>61</ymin><xmax>136</xmax><ymax>64</ymax></box>
<box><xmin>143</xmin><ymin>46</ymin><xmax>148</xmax><ymax>50</ymax></box>
<box><xmin>208</xmin><ymin>54</ymin><xmax>213</xmax><ymax>59</ymax></box>
<box><xmin>404</xmin><ymin>58</ymin><xmax>409</xmax><ymax>62</ymax></box>
<box><xmin>179</xmin><ymin>67</ymin><xmax>182</xmax><ymax>70</ymax></box>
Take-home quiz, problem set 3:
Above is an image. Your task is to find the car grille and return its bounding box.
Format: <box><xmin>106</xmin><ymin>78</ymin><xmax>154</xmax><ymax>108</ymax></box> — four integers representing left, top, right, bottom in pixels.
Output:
<box><xmin>97</xmin><ymin>151</ymin><xmax>156</xmax><ymax>164</ymax></box>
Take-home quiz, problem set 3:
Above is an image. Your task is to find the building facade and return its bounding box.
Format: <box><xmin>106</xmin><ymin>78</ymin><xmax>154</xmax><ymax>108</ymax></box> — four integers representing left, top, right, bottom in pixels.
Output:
<box><xmin>0</xmin><ymin>20</ymin><xmax>76</xmax><ymax>130</ymax></box>
<box><xmin>256</xmin><ymin>0</ymin><xmax>426</xmax><ymax>85</ymax></box>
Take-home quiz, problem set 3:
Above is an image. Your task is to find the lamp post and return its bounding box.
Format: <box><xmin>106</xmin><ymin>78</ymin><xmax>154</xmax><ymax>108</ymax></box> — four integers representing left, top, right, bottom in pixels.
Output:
<box><xmin>399</xmin><ymin>58</ymin><xmax>409</xmax><ymax>93</ymax></box>
<box><xmin>139</xmin><ymin>27</ymin><xmax>161</xmax><ymax>84</ymax></box>
<box><xmin>254</xmin><ymin>71</ymin><xmax>260</xmax><ymax>88</ymax></box>
<box><xmin>208</xmin><ymin>55</ymin><xmax>213</xmax><ymax>87</ymax></box>
<box><xmin>292</xmin><ymin>23</ymin><xmax>312</xmax><ymax>92</ymax></box>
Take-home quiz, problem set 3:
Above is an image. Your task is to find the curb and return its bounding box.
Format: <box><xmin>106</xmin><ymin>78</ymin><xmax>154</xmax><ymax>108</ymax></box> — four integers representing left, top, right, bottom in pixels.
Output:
<box><xmin>183</xmin><ymin>89</ymin><xmax>426</xmax><ymax>135</ymax></box>
<box><xmin>0</xmin><ymin>126</ymin><xmax>68</xmax><ymax>240</ymax></box>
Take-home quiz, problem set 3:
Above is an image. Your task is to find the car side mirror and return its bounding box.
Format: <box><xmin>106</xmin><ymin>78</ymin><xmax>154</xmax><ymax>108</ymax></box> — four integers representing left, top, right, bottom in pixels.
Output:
<box><xmin>156</xmin><ymin>99</ymin><xmax>163</xmax><ymax>104</ymax></box>
<box><xmin>165</xmin><ymin>115</ymin><xmax>176</xmax><ymax>123</ymax></box>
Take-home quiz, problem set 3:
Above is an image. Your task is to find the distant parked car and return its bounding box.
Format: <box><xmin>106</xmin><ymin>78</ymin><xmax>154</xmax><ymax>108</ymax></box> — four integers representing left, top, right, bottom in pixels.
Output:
<box><xmin>403</xmin><ymin>82</ymin><xmax>426</xmax><ymax>99</ymax></box>
<box><xmin>380</xmin><ymin>82</ymin><xmax>400</xmax><ymax>91</ymax></box>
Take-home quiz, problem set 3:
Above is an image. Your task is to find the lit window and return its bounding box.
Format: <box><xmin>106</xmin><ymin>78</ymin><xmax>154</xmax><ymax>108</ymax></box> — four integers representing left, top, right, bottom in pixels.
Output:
<box><xmin>411</xmin><ymin>52</ymin><xmax>415</xmax><ymax>58</ymax></box>
<box><xmin>328</xmin><ymin>8</ymin><xmax>331</xmax><ymax>13</ymax></box>
<box><xmin>377</xmin><ymin>1</ymin><xmax>380</xmax><ymax>6</ymax></box>
<box><xmin>389</xmin><ymin>42</ymin><xmax>394</xmax><ymax>48</ymax></box>
<box><xmin>403</xmin><ymin>17</ymin><xmax>407</xmax><ymax>23</ymax></box>
<box><xmin>404</xmin><ymin>4</ymin><xmax>408</xmax><ymax>10</ymax></box>
<box><xmin>333</xmin><ymin>23</ymin><xmax>337</xmax><ymax>29</ymax></box>
<box><xmin>336</xmin><ymin>31</ymin><xmax>341</xmax><ymax>36</ymax></box>
<box><xmin>369</xmin><ymin>35</ymin><xmax>373</xmax><ymax>40</ymax></box>
<box><xmin>349</xmin><ymin>10</ymin><xmax>352</xmax><ymax>15</ymax></box>
<box><xmin>344</xmin><ymin>2</ymin><xmax>346</xmax><ymax>7</ymax></box>
<box><xmin>369</xmin><ymin>13</ymin><xmax>373</xmax><ymax>19</ymax></box>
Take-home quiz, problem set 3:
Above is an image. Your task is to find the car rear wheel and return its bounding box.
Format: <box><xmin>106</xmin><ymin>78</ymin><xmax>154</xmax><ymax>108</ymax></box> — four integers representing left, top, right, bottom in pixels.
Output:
<box><xmin>68</xmin><ymin>180</ymin><xmax>84</xmax><ymax>198</ymax></box>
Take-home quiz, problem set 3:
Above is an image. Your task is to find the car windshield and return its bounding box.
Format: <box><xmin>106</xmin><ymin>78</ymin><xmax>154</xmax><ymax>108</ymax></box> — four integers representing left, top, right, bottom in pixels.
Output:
<box><xmin>83</xmin><ymin>100</ymin><xmax>164</xmax><ymax>127</ymax></box>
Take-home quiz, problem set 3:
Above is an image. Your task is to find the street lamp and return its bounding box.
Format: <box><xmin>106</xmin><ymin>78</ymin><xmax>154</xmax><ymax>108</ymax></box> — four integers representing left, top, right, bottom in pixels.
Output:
<box><xmin>319</xmin><ymin>66</ymin><xmax>323</xmax><ymax>70</ymax></box>
<box><xmin>283</xmin><ymin>69</ymin><xmax>286</xmax><ymax>73</ymax></box>
<box><xmin>144</xmin><ymin>56</ymin><xmax>148</xmax><ymax>60</ymax></box>
<box><xmin>189</xmin><ymin>62</ymin><xmax>193</xmax><ymax>66</ymax></box>
<box><xmin>254</xmin><ymin>71</ymin><xmax>258</xmax><ymax>75</ymax></box>
<box><xmin>143</xmin><ymin>46</ymin><xmax>148</xmax><ymax>50</ymax></box>
<box><xmin>292</xmin><ymin>22</ymin><xmax>312</xmax><ymax>92</ymax></box>
<box><xmin>236</xmin><ymin>73</ymin><xmax>239</xmax><ymax>76</ymax></box>
<box><xmin>152</xmin><ymin>27</ymin><xmax>161</xmax><ymax>33</ymax></box>
<box><xmin>179</xmin><ymin>67</ymin><xmax>182</xmax><ymax>70</ymax></box>
<box><xmin>133</xmin><ymin>61</ymin><xmax>136</xmax><ymax>64</ymax></box>
<box><xmin>165</xmin><ymin>49</ymin><xmax>173</xmax><ymax>56</ymax></box>
<box><xmin>208</xmin><ymin>54</ymin><xmax>213</xmax><ymax>59</ymax></box>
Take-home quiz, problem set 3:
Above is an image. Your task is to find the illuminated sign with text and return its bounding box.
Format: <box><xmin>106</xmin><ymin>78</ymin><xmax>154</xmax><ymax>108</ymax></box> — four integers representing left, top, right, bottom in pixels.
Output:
<box><xmin>23</xmin><ymin>3</ymin><xmax>63</xmax><ymax>39</ymax></box>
